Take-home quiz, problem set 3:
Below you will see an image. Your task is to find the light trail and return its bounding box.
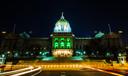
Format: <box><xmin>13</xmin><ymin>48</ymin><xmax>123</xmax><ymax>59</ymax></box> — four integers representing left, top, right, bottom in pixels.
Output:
<box><xmin>11</xmin><ymin>67</ymin><xmax>41</xmax><ymax>76</ymax></box>
<box><xmin>31</xmin><ymin>69</ymin><xmax>42</xmax><ymax>76</ymax></box>
<box><xmin>0</xmin><ymin>66</ymin><xmax>33</xmax><ymax>76</ymax></box>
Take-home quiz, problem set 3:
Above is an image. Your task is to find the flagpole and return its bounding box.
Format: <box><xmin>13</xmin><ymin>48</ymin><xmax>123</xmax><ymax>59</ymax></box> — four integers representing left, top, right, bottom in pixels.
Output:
<box><xmin>108</xmin><ymin>24</ymin><xmax>112</xmax><ymax>34</ymax></box>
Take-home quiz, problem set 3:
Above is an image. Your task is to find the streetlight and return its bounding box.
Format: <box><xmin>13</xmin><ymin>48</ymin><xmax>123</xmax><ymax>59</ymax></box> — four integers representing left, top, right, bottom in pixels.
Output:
<box><xmin>118</xmin><ymin>30</ymin><xmax>123</xmax><ymax>34</ymax></box>
<box><xmin>118</xmin><ymin>30</ymin><xmax>123</xmax><ymax>50</ymax></box>
<box><xmin>1</xmin><ymin>31</ymin><xmax>6</xmax><ymax>34</ymax></box>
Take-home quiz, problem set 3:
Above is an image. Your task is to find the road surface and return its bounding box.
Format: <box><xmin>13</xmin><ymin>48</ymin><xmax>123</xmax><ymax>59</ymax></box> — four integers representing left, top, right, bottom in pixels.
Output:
<box><xmin>33</xmin><ymin>68</ymin><xmax>116</xmax><ymax>76</ymax></box>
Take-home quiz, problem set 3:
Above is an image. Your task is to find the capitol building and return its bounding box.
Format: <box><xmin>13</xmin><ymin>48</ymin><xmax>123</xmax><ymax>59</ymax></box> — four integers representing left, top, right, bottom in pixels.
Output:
<box><xmin>0</xmin><ymin>13</ymin><xmax>123</xmax><ymax>58</ymax></box>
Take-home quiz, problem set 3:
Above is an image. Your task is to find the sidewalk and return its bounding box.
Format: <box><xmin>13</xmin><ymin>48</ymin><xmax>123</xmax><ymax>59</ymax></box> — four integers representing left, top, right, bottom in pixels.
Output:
<box><xmin>83</xmin><ymin>61</ymin><xmax>128</xmax><ymax>75</ymax></box>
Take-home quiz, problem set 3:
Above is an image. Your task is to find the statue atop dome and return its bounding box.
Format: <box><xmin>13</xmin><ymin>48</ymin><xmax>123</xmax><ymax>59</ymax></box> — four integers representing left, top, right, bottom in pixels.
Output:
<box><xmin>61</xmin><ymin>12</ymin><xmax>64</xmax><ymax>19</ymax></box>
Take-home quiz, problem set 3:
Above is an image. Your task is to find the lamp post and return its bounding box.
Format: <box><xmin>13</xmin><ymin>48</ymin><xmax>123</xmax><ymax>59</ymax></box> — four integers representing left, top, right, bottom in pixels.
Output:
<box><xmin>118</xmin><ymin>30</ymin><xmax>124</xmax><ymax>56</ymax></box>
<box><xmin>118</xmin><ymin>30</ymin><xmax>123</xmax><ymax>48</ymax></box>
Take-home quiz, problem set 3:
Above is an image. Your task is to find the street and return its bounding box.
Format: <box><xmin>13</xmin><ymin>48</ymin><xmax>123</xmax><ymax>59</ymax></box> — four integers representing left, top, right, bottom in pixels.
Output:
<box><xmin>34</xmin><ymin>68</ymin><xmax>116</xmax><ymax>76</ymax></box>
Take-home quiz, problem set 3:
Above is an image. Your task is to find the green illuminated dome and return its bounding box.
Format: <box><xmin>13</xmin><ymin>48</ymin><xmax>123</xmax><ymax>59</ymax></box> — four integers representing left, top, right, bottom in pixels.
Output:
<box><xmin>54</xmin><ymin>13</ymin><xmax>72</xmax><ymax>33</ymax></box>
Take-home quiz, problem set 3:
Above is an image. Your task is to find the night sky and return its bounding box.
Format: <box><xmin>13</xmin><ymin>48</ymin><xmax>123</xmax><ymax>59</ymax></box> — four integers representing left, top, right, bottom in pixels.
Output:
<box><xmin>0</xmin><ymin>0</ymin><xmax>128</xmax><ymax>37</ymax></box>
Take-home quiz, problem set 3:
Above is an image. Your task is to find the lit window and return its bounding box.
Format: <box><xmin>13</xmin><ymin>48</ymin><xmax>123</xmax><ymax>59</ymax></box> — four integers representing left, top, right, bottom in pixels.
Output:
<box><xmin>60</xmin><ymin>42</ymin><xmax>65</xmax><ymax>48</ymax></box>
<box><xmin>67</xmin><ymin>38</ymin><xmax>70</xmax><ymax>42</ymax></box>
<box><xmin>54</xmin><ymin>38</ymin><xmax>58</xmax><ymax>41</ymax></box>
<box><xmin>67</xmin><ymin>42</ymin><xmax>71</xmax><ymax>48</ymax></box>
<box><xmin>54</xmin><ymin>42</ymin><xmax>59</xmax><ymax>48</ymax></box>
<box><xmin>60</xmin><ymin>38</ymin><xmax>64</xmax><ymax>41</ymax></box>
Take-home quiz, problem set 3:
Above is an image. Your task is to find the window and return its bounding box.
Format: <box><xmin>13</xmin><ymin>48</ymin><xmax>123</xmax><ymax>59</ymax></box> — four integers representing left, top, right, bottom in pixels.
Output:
<box><xmin>67</xmin><ymin>38</ymin><xmax>70</xmax><ymax>42</ymax></box>
<box><xmin>54</xmin><ymin>42</ymin><xmax>59</xmax><ymax>48</ymax></box>
<box><xmin>60</xmin><ymin>38</ymin><xmax>64</xmax><ymax>41</ymax></box>
<box><xmin>54</xmin><ymin>38</ymin><xmax>58</xmax><ymax>41</ymax></box>
<box><xmin>66</xmin><ymin>42</ymin><xmax>71</xmax><ymax>48</ymax></box>
<box><xmin>60</xmin><ymin>42</ymin><xmax>65</xmax><ymax>48</ymax></box>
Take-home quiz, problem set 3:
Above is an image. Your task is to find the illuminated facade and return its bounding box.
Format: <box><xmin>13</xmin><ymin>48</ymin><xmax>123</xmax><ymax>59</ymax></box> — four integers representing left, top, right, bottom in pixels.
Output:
<box><xmin>0</xmin><ymin>13</ymin><xmax>124</xmax><ymax>59</ymax></box>
<box><xmin>52</xmin><ymin>13</ymin><xmax>74</xmax><ymax>57</ymax></box>
<box><xmin>0</xmin><ymin>13</ymin><xmax>93</xmax><ymax>58</ymax></box>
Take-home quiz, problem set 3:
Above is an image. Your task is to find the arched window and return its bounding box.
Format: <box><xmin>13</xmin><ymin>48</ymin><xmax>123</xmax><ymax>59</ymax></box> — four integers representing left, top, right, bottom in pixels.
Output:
<box><xmin>67</xmin><ymin>38</ymin><xmax>70</xmax><ymax>42</ymax></box>
<box><xmin>54</xmin><ymin>42</ymin><xmax>59</xmax><ymax>48</ymax></box>
<box><xmin>67</xmin><ymin>42</ymin><xmax>71</xmax><ymax>48</ymax></box>
<box><xmin>60</xmin><ymin>42</ymin><xmax>65</xmax><ymax>48</ymax></box>
<box><xmin>60</xmin><ymin>38</ymin><xmax>64</xmax><ymax>41</ymax></box>
<box><xmin>54</xmin><ymin>38</ymin><xmax>58</xmax><ymax>41</ymax></box>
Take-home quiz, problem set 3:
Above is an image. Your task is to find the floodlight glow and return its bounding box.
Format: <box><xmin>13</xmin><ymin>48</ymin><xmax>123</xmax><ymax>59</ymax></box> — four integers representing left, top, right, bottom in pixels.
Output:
<box><xmin>39</xmin><ymin>52</ymin><xmax>42</xmax><ymax>54</ymax></box>
<box><xmin>7</xmin><ymin>51</ymin><xmax>10</xmax><ymax>54</ymax></box>
<box><xmin>95</xmin><ymin>31</ymin><xmax>104</xmax><ymax>38</ymax></box>
<box><xmin>54</xmin><ymin>13</ymin><xmax>71</xmax><ymax>33</ymax></box>
<box><xmin>53</xmin><ymin>37</ymin><xmax>72</xmax><ymax>49</ymax></box>
<box><xmin>2</xmin><ymin>31</ymin><xmax>6</xmax><ymax>34</ymax></box>
<box><xmin>2</xmin><ymin>54</ymin><xmax>5</xmax><ymax>58</ymax></box>
<box><xmin>53</xmin><ymin>49</ymin><xmax>73</xmax><ymax>57</ymax></box>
